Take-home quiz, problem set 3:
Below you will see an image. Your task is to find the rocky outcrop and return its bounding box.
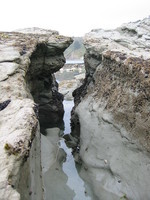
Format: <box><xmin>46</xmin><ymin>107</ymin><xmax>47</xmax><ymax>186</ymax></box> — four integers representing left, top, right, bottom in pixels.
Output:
<box><xmin>56</xmin><ymin>63</ymin><xmax>85</xmax><ymax>100</ymax></box>
<box><xmin>71</xmin><ymin>17</ymin><xmax>150</xmax><ymax>199</ymax></box>
<box><xmin>0</xmin><ymin>28</ymin><xmax>72</xmax><ymax>200</ymax></box>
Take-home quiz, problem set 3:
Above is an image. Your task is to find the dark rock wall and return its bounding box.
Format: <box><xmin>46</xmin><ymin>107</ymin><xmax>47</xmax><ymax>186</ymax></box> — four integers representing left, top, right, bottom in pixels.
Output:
<box><xmin>71</xmin><ymin>51</ymin><xmax>101</xmax><ymax>138</ymax></box>
<box><xmin>25</xmin><ymin>43</ymin><xmax>66</xmax><ymax>133</ymax></box>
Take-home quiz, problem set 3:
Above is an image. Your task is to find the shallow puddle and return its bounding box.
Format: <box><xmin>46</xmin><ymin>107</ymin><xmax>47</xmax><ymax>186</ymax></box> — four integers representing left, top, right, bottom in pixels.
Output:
<box><xmin>60</xmin><ymin>100</ymin><xmax>92</xmax><ymax>200</ymax></box>
<box><xmin>42</xmin><ymin>99</ymin><xmax>93</xmax><ymax>200</ymax></box>
<box><xmin>42</xmin><ymin>62</ymin><xmax>94</xmax><ymax>199</ymax></box>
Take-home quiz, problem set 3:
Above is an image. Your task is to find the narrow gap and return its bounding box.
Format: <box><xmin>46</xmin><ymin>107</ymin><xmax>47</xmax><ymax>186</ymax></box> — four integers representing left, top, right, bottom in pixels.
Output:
<box><xmin>25</xmin><ymin>39</ymin><xmax>95</xmax><ymax>199</ymax></box>
<box><xmin>54</xmin><ymin>60</ymin><xmax>89</xmax><ymax>200</ymax></box>
<box><xmin>41</xmin><ymin>38</ymin><xmax>95</xmax><ymax>200</ymax></box>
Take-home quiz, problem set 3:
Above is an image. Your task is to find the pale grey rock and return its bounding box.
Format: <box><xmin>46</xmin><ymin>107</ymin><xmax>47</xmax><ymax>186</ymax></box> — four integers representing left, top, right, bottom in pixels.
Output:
<box><xmin>41</xmin><ymin>128</ymin><xmax>60</xmax><ymax>173</ymax></box>
<box><xmin>56</xmin><ymin>64</ymin><xmax>85</xmax><ymax>100</ymax></box>
<box><xmin>0</xmin><ymin>29</ymin><xmax>72</xmax><ymax>199</ymax></box>
<box><xmin>18</xmin><ymin>122</ymin><xmax>42</xmax><ymax>200</ymax></box>
<box><xmin>74</xmin><ymin>73</ymin><xmax>85</xmax><ymax>80</ymax></box>
<box><xmin>0</xmin><ymin>45</ymin><xmax>20</xmax><ymax>62</ymax></box>
<box><xmin>41</xmin><ymin>128</ymin><xmax>76</xmax><ymax>200</ymax></box>
<box><xmin>85</xmin><ymin>16</ymin><xmax>150</xmax><ymax>59</ymax></box>
<box><xmin>15</xmin><ymin>27</ymin><xmax>59</xmax><ymax>35</ymax></box>
<box><xmin>74</xmin><ymin>96</ymin><xmax>150</xmax><ymax>200</ymax></box>
<box><xmin>58</xmin><ymin>74</ymin><xmax>85</xmax><ymax>101</ymax></box>
<box><xmin>72</xmin><ymin>17</ymin><xmax>150</xmax><ymax>200</ymax></box>
<box><xmin>0</xmin><ymin>62</ymin><xmax>19</xmax><ymax>81</ymax></box>
<box><xmin>0</xmin><ymin>99</ymin><xmax>41</xmax><ymax>200</ymax></box>
<box><xmin>59</xmin><ymin>80</ymin><xmax>79</xmax><ymax>100</ymax></box>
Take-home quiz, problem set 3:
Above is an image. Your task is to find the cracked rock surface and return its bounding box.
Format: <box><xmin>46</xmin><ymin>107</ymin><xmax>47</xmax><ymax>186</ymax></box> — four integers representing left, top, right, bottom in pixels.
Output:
<box><xmin>71</xmin><ymin>17</ymin><xmax>150</xmax><ymax>200</ymax></box>
<box><xmin>0</xmin><ymin>28</ymin><xmax>72</xmax><ymax>200</ymax></box>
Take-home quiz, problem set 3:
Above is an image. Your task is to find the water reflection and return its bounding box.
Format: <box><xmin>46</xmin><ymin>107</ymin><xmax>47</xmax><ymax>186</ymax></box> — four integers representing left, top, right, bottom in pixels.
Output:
<box><xmin>60</xmin><ymin>99</ymin><xmax>92</xmax><ymax>200</ymax></box>
<box><xmin>42</xmin><ymin>62</ymin><xmax>94</xmax><ymax>200</ymax></box>
<box><xmin>60</xmin><ymin>138</ymin><xmax>92</xmax><ymax>200</ymax></box>
<box><xmin>42</xmin><ymin>99</ymin><xmax>93</xmax><ymax>200</ymax></box>
<box><xmin>63</xmin><ymin>100</ymin><xmax>74</xmax><ymax>134</ymax></box>
<box><xmin>43</xmin><ymin>148</ymin><xmax>76</xmax><ymax>200</ymax></box>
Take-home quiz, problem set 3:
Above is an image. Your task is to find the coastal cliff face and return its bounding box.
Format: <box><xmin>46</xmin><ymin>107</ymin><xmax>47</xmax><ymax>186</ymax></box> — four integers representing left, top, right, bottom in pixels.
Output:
<box><xmin>0</xmin><ymin>28</ymin><xmax>72</xmax><ymax>200</ymax></box>
<box><xmin>72</xmin><ymin>17</ymin><xmax>150</xmax><ymax>199</ymax></box>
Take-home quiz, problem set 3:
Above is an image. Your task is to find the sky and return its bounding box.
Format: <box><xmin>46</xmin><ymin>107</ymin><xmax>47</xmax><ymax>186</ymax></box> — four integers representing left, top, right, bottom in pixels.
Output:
<box><xmin>0</xmin><ymin>0</ymin><xmax>150</xmax><ymax>36</ymax></box>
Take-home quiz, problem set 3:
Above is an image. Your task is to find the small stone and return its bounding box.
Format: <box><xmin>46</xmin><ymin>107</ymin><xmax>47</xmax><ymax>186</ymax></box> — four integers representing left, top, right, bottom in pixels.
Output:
<box><xmin>0</xmin><ymin>99</ymin><xmax>11</xmax><ymax>111</ymax></box>
<box><xmin>104</xmin><ymin>159</ymin><xmax>108</xmax><ymax>164</ymax></box>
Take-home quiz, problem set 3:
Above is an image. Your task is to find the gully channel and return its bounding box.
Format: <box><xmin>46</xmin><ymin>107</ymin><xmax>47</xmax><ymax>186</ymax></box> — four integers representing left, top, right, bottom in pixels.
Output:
<box><xmin>41</xmin><ymin>62</ymin><xmax>95</xmax><ymax>200</ymax></box>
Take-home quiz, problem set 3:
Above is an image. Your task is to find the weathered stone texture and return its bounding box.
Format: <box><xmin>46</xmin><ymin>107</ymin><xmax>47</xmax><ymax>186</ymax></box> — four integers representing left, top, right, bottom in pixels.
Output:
<box><xmin>72</xmin><ymin>17</ymin><xmax>150</xmax><ymax>200</ymax></box>
<box><xmin>0</xmin><ymin>28</ymin><xmax>72</xmax><ymax>200</ymax></box>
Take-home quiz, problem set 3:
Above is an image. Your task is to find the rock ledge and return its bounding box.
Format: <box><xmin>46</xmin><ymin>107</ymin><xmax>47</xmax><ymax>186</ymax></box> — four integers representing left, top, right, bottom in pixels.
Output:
<box><xmin>0</xmin><ymin>28</ymin><xmax>72</xmax><ymax>200</ymax></box>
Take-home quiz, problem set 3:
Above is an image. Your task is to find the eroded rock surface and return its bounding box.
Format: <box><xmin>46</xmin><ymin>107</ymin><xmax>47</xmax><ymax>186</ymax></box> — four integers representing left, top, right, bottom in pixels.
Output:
<box><xmin>41</xmin><ymin>128</ymin><xmax>77</xmax><ymax>200</ymax></box>
<box><xmin>0</xmin><ymin>28</ymin><xmax>72</xmax><ymax>200</ymax></box>
<box><xmin>71</xmin><ymin>17</ymin><xmax>150</xmax><ymax>200</ymax></box>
